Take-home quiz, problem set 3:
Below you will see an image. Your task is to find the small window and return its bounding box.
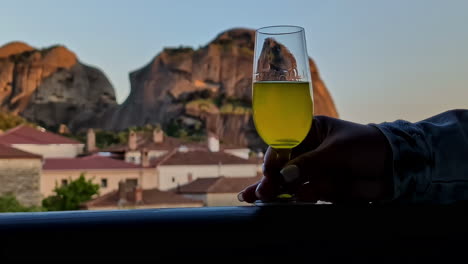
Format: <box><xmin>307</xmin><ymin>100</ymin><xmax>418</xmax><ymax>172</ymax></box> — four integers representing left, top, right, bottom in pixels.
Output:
<box><xmin>61</xmin><ymin>179</ymin><xmax>68</xmax><ymax>186</ymax></box>
<box><xmin>101</xmin><ymin>178</ymin><xmax>108</xmax><ymax>188</ymax></box>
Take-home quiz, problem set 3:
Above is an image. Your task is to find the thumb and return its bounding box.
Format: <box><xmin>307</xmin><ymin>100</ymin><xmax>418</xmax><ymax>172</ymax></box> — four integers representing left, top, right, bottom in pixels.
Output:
<box><xmin>280</xmin><ymin>148</ymin><xmax>328</xmax><ymax>193</ymax></box>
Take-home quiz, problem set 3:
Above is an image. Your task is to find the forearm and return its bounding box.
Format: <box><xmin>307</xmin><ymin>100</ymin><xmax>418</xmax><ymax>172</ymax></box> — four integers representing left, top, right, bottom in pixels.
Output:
<box><xmin>372</xmin><ymin>109</ymin><xmax>468</xmax><ymax>204</ymax></box>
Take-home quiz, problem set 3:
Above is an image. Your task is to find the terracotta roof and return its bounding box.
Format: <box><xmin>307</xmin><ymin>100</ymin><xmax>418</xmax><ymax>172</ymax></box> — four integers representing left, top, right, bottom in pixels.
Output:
<box><xmin>0</xmin><ymin>125</ymin><xmax>81</xmax><ymax>145</ymax></box>
<box><xmin>158</xmin><ymin>150</ymin><xmax>260</xmax><ymax>166</ymax></box>
<box><xmin>0</xmin><ymin>144</ymin><xmax>42</xmax><ymax>159</ymax></box>
<box><xmin>43</xmin><ymin>155</ymin><xmax>141</xmax><ymax>170</ymax></box>
<box><xmin>177</xmin><ymin>176</ymin><xmax>261</xmax><ymax>194</ymax></box>
<box><xmin>84</xmin><ymin>188</ymin><xmax>203</xmax><ymax>208</ymax></box>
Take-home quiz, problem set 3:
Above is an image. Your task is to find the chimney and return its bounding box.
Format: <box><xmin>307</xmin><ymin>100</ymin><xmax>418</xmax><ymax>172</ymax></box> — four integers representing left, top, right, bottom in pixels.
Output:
<box><xmin>141</xmin><ymin>148</ymin><xmax>150</xmax><ymax>167</ymax></box>
<box><xmin>135</xmin><ymin>186</ymin><xmax>143</xmax><ymax>205</ymax></box>
<box><xmin>117</xmin><ymin>180</ymin><xmax>127</xmax><ymax>207</ymax></box>
<box><xmin>153</xmin><ymin>128</ymin><xmax>164</xmax><ymax>143</ymax></box>
<box><xmin>128</xmin><ymin>131</ymin><xmax>137</xmax><ymax>150</ymax></box>
<box><xmin>86</xmin><ymin>128</ymin><xmax>96</xmax><ymax>152</ymax></box>
<box><xmin>58</xmin><ymin>124</ymin><xmax>70</xmax><ymax>134</ymax></box>
<box><xmin>207</xmin><ymin>132</ymin><xmax>220</xmax><ymax>152</ymax></box>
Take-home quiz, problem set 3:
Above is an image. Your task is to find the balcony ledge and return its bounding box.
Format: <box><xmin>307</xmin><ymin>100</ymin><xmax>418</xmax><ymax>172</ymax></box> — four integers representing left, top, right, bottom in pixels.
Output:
<box><xmin>1</xmin><ymin>204</ymin><xmax>467</xmax><ymax>262</ymax></box>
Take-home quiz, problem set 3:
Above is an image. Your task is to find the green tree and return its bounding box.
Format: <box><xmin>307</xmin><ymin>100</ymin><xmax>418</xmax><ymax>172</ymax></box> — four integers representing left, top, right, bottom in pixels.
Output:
<box><xmin>42</xmin><ymin>174</ymin><xmax>99</xmax><ymax>211</ymax></box>
<box><xmin>0</xmin><ymin>194</ymin><xmax>43</xmax><ymax>212</ymax></box>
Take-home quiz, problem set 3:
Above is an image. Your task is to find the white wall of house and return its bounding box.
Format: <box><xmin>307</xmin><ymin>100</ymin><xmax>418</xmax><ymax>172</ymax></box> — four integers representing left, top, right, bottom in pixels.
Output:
<box><xmin>221</xmin><ymin>164</ymin><xmax>259</xmax><ymax>177</ymax></box>
<box><xmin>206</xmin><ymin>193</ymin><xmax>248</xmax><ymax>207</ymax></box>
<box><xmin>157</xmin><ymin>164</ymin><xmax>258</xmax><ymax>191</ymax></box>
<box><xmin>125</xmin><ymin>150</ymin><xmax>169</xmax><ymax>164</ymax></box>
<box><xmin>11</xmin><ymin>144</ymin><xmax>84</xmax><ymax>158</ymax></box>
<box><xmin>181</xmin><ymin>194</ymin><xmax>207</xmax><ymax>205</ymax></box>
<box><xmin>125</xmin><ymin>151</ymin><xmax>141</xmax><ymax>164</ymax></box>
<box><xmin>223</xmin><ymin>149</ymin><xmax>250</xmax><ymax>160</ymax></box>
<box><xmin>41</xmin><ymin>168</ymin><xmax>157</xmax><ymax>198</ymax></box>
<box><xmin>149</xmin><ymin>150</ymin><xmax>168</xmax><ymax>159</ymax></box>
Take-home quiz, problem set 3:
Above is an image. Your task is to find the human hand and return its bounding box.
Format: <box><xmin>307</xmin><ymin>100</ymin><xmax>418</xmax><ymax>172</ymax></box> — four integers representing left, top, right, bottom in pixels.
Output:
<box><xmin>238</xmin><ymin>116</ymin><xmax>394</xmax><ymax>204</ymax></box>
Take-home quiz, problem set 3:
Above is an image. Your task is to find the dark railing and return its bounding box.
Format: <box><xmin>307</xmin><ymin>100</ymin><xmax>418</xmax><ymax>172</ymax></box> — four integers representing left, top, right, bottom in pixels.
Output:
<box><xmin>1</xmin><ymin>204</ymin><xmax>467</xmax><ymax>262</ymax></box>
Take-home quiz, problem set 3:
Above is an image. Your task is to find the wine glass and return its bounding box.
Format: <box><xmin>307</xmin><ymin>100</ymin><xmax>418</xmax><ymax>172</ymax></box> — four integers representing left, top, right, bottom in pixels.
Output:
<box><xmin>252</xmin><ymin>25</ymin><xmax>314</xmax><ymax>201</ymax></box>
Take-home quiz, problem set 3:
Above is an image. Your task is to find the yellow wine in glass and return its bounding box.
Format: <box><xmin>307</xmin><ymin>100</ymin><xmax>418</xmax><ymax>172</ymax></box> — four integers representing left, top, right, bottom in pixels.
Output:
<box><xmin>253</xmin><ymin>81</ymin><xmax>313</xmax><ymax>149</ymax></box>
<box><xmin>252</xmin><ymin>26</ymin><xmax>314</xmax><ymax>202</ymax></box>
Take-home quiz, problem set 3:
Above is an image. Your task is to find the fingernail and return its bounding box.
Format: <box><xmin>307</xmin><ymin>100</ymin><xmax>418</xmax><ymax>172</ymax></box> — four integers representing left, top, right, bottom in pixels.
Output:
<box><xmin>237</xmin><ymin>192</ymin><xmax>245</xmax><ymax>202</ymax></box>
<box><xmin>280</xmin><ymin>165</ymin><xmax>300</xmax><ymax>183</ymax></box>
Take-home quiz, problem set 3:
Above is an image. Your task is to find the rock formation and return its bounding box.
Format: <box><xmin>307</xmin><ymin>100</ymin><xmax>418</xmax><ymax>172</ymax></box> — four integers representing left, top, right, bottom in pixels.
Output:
<box><xmin>0</xmin><ymin>41</ymin><xmax>117</xmax><ymax>130</ymax></box>
<box><xmin>102</xmin><ymin>28</ymin><xmax>338</xmax><ymax>149</ymax></box>
<box><xmin>0</xmin><ymin>29</ymin><xmax>338</xmax><ymax>149</ymax></box>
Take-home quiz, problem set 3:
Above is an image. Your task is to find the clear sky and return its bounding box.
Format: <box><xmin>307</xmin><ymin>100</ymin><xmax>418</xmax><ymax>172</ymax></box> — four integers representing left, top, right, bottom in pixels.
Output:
<box><xmin>1</xmin><ymin>0</ymin><xmax>467</xmax><ymax>124</ymax></box>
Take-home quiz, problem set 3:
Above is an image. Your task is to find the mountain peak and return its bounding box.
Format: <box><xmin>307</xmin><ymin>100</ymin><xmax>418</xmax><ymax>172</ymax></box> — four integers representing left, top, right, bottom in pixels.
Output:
<box><xmin>41</xmin><ymin>45</ymin><xmax>77</xmax><ymax>68</ymax></box>
<box><xmin>211</xmin><ymin>28</ymin><xmax>255</xmax><ymax>48</ymax></box>
<box><xmin>105</xmin><ymin>28</ymin><xmax>338</xmax><ymax>148</ymax></box>
<box><xmin>0</xmin><ymin>42</ymin><xmax>116</xmax><ymax>131</ymax></box>
<box><xmin>0</xmin><ymin>41</ymin><xmax>35</xmax><ymax>58</ymax></box>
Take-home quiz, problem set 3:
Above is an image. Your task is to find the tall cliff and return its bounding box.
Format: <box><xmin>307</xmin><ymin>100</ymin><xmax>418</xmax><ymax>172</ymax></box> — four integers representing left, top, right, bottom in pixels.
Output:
<box><xmin>0</xmin><ymin>42</ymin><xmax>117</xmax><ymax>130</ymax></box>
<box><xmin>102</xmin><ymin>28</ymin><xmax>338</xmax><ymax>149</ymax></box>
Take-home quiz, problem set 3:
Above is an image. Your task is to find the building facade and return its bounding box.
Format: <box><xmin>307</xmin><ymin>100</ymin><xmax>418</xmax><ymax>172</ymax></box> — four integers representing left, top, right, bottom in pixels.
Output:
<box><xmin>0</xmin><ymin>144</ymin><xmax>42</xmax><ymax>206</ymax></box>
<box><xmin>177</xmin><ymin>176</ymin><xmax>260</xmax><ymax>207</ymax></box>
<box><xmin>83</xmin><ymin>181</ymin><xmax>203</xmax><ymax>210</ymax></box>
<box><xmin>41</xmin><ymin>155</ymin><xmax>156</xmax><ymax>197</ymax></box>
<box><xmin>0</xmin><ymin>125</ymin><xmax>84</xmax><ymax>158</ymax></box>
<box><xmin>155</xmin><ymin>150</ymin><xmax>260</xmax><ymax>191</ymax></box>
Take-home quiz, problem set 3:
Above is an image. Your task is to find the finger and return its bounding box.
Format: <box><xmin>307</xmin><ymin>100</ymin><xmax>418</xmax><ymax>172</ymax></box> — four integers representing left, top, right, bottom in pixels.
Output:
<box><xmin>280</xmin><ymin>149</ymin><xmax>330</xmax><ymax>194</ymax></box>
<box><xmin>238</xmin><ymin>182</ymin><xmax>260</xmax><ymax>203</ymax></box>
<box><xmin>255</xmin><ymin>176</ymin><xmax>281</xmax><ymax>202</ymax></box>
<box><xmin>262</xmin><ymin>147</ymin><xmax>285</xmax><ymax>180</ymax></box>
<box><xmin>286</xmin><ymin>149</ymin><xmax>358</xmax><ymax>203</ymax></box>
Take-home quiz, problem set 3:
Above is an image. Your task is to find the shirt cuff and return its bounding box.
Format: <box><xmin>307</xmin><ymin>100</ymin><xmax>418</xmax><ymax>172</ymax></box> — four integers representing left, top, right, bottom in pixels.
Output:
<box><xmin>369</xmin><ymin>121</ymin><xmax>432</xmax><ymax>203</ymax></box>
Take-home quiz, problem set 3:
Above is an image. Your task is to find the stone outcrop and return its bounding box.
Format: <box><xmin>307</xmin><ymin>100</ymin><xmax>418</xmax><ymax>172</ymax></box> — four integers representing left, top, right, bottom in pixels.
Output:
<box><xmin>103</xmin><ymin>28</ymin><xmax>338</xmax><ymax>148</ymax></box>
<box><xmin>0</xmin><ymin>29</ymin><xmax>338</xmax><ymax>149</ymax></box>
<box><xmin>0</xmin><ymin>42</ymin><xmax>117</xmax><ymax>130</ymax></box>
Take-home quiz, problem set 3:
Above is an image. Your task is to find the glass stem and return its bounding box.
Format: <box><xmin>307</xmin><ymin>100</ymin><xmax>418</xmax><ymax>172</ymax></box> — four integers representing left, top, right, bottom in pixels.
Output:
<box><xmin>273</xmin><ymin>148</ymin><xmax>292</xmax><ymax>167</ymax></box>
<box><xmin>273</xmin><ymin>148</ymin><xmax>295</xmax><ymax>200</ymax></box>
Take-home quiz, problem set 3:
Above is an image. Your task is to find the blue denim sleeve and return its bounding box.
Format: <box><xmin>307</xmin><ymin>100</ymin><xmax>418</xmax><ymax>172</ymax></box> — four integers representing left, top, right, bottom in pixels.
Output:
<box><xmin>370</xmin><ymin>109</ymin><xmax>468</xmax><ymax>204</ymax></box>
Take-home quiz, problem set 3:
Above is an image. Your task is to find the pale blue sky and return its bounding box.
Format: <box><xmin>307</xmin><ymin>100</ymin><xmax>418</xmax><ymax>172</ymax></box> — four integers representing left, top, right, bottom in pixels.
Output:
<box><xmin>1</xmin><ymin>0</ymin><xmax>467</xmax><ymax>123</ymax></box>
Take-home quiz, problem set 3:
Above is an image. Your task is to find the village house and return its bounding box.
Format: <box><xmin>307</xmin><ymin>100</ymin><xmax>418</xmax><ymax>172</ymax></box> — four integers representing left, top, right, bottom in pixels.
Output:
<box><xmin>100</xmin><ymin>129</ymin><xmax>254</xmax><ymax>164</ymax></box>
<box><xmin>100</xmin><ymin>128</ymin><xmax>261</xmax><ymax>191</ymax></box>
<box><xmin>154</xmin><ymin>149</ymin><xmax>261</xmax><ymax>191</ymax></box>
<box><xmin>176</xmin><ymin>176</ymin><xmax>261</xmax><ymax>206</ymax></box>
<box><xmin>100</xmin><ymin>128</ymin><xmax>189</xmax><ymax>164</ymax></box>
<box><xmin>0</xmin><ymin>125</ymin><xmax>84</xmax><ymax>158</ymax></box>
<box><xmin>0</xmin><ymin>143</ymin><xmax>42</xmax><ymax>206</ymax></box>
<box><xmin>41</xmin><ymin>155</ymin><xmax>156</xmax><ymax>197</ymax></box>
<box><xmin>0</xmin><ymin>125</ymin><xmax>158</xmax><ymax>199</ymax></box>
<box><xmin>0</xmin><ymin>124</ymin><xmax>261</xmax><ymax>207</ymax></box>
<box><xmin>82</xmin><ymin>180</ymin><xmax>203</xmax><ymax>210</ymax></box>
